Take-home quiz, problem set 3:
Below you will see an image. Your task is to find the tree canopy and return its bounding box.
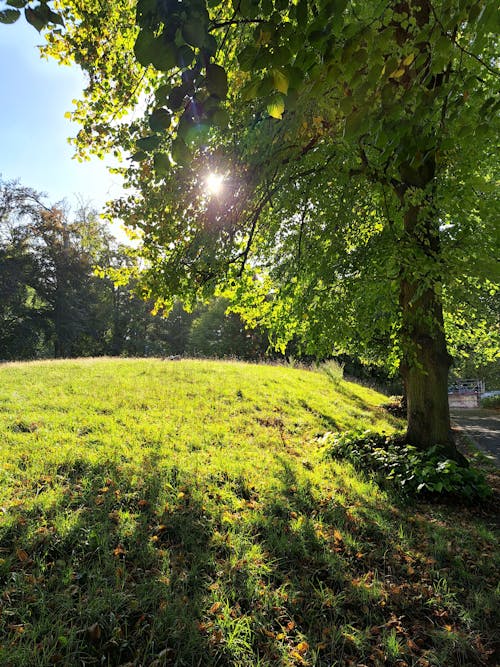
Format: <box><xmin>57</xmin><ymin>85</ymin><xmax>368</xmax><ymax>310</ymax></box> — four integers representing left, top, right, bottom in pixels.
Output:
<box><xmin>2</xmin><ymin>0</ymin><xmax>499</xmax><ymax>456</ymax></box>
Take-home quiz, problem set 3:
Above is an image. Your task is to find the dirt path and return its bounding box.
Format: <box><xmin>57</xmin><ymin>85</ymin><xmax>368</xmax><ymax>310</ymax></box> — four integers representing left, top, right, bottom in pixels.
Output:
<box><xmin>451</xmin><ymin>409</ymin><xmax>500</xmax><ymax>466</ymax></box>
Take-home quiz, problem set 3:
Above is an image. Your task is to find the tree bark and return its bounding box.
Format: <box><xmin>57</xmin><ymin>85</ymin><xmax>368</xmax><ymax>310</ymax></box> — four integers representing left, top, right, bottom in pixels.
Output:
<box><xmin>397</xmin><ymin>195</ymin><xmax>465</xmax><ymax>463</ymax></box>
<box><xmin>399</xmin><ymin>275</ymin><xmax>453</xmax><ymax>450</ymax></box>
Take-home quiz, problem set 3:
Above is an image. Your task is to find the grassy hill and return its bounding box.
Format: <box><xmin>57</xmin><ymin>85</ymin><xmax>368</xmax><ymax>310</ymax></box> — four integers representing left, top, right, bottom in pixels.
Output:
<box><xmin>0</xmin><ymin>358</ymin><xmax>498</xmax><ymax>666</ymax></box>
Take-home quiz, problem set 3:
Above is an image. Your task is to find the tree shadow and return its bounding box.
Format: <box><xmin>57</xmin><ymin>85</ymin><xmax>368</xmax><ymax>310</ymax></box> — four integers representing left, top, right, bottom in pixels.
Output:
<box><xmin>246</xmin><ymin>459</ymin><xmax>499</xmax><ymax>666</ymax></box>
<box><xmin>0</xmin><ymin>454</ymin><xmax>216</xmax><ymax>666</ymax></box>
<box><xmin>1</xmin><ymin>455</ymin><xmax>497</xmax><ymax>666</ymax></box>
<box><xmin>297</xmin><ymin>399</ymin><xmax>339</xmax><ymax>431</ymax></box>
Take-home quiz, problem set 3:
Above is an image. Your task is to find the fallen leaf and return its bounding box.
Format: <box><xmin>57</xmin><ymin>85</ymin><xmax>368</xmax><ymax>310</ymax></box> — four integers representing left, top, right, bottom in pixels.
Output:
<box><xmin>87</xmin><ymin>623</ymin><xmax>101</xmax><ymax>643</ymax></box>
<box><xmin>209</xmin><ymin>601</ymin><xmax>222</xmax><ymax>615</ymax></box>
<box><xmin>296</xmin><ymin>640</ymin><xmax>309</xmax><ymax>654</ymax></box>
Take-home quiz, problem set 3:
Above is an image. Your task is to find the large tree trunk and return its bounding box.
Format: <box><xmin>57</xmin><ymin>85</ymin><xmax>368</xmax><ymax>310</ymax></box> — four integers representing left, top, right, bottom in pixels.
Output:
<box><xmin>396</xmin><ymin>191</ymin><xmax>465</xmax><ymax>464</ymax></box>
<box><xmin>399</xmin><ymin>273</ymin><xmax>453</xmax><ymax>451</ymax></box>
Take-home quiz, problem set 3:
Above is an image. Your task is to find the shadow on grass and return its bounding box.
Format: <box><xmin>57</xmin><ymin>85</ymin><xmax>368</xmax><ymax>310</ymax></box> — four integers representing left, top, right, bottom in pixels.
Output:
<box><xmin>249</xmin><ymin>461</ymin><xmax>499</xmax><ymax>666</ymax></box>
<box><xmin>0</xmin><ymin>456</ymin><xmax>498</xmax><ymax>666</ymax></box>
<box><xmin>297</xmin><ymin>399</ymin><xmax>339</xmax><ymax>431</ymax></box>
<box><xmin>0</xmin><ymin>455</ymin><xmax>216</xmax><ymax>666</ymax></box>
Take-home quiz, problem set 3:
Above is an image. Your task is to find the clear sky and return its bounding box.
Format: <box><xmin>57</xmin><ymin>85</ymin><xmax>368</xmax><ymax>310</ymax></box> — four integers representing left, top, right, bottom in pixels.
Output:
<box><xmin>0</xmin><ymin>20</ymin><xmax>124</xmax><ymax>212</ymax></box>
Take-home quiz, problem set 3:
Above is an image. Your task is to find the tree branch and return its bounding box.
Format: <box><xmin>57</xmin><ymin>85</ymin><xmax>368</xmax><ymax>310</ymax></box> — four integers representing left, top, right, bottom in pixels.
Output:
<box><xmin>428</xmin><ymin>0</ymin><xmax>500</xmax><ymax>78</ymax></box>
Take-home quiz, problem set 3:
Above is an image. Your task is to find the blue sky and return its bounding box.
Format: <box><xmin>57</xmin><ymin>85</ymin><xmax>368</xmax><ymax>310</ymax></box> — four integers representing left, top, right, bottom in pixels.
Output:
<box><xmin>0</xmin><ymin>21</ymin><xmax>124</xmax><ymax>211</ymax></box>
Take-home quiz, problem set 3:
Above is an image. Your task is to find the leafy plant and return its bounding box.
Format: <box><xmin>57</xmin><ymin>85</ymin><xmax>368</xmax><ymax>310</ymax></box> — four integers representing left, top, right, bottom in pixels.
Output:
<box><xmin>480</xmin><ymin>394</ymin><xmax>500</xmax><ymax>409</ymax></box>
<box><xmin>321</xmin><ymin>430</ymin><xmax>491</xmax><ymax>501</ymax></box>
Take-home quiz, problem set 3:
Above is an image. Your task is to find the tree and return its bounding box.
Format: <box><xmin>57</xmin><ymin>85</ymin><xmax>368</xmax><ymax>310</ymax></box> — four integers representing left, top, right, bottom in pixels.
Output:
<box><xmin>187</xmin><ymin>297</ymin><xmax>269</xmax><ymax>359</ymax></box>
<box><xmin>3</xmin><ymin>1</ymin><xmax>498</xmax><ymax>460</ymax></box>
<box><xmin>0</xmin><ymin>179</ymin><xmax>53</xmax><ymax>358</ymax></box>
<box><xmin>1</xmin><ymin>179</ymin><xmax>119</xmax><ymax>359</ymax></box>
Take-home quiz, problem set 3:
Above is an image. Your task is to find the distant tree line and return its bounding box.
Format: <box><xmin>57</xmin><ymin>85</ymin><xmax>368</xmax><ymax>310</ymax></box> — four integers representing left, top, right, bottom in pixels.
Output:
<box><xmin>1</xmin><ymin>178</ymin><xmax>496</xmax><ymax>390</ymax></box>
<box><xmin>0</xmin><ymin>178</ymin><xmax>270</xmax><ymax>361</ymax></box>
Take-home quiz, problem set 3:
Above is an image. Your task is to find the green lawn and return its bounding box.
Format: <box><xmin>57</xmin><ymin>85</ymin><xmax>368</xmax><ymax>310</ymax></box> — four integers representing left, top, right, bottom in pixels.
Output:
<box><xmin>0</xmin><ymin>358</ymin><xmax>498</xmax><ymax>666</ymax></box>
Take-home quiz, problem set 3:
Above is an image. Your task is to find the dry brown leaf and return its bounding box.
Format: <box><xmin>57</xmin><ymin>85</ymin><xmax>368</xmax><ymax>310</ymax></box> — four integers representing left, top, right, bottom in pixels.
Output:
<box><xmin>209</xmin><ymin>601</ymin><xmax>222</xmax><ymax>615</ymax></box>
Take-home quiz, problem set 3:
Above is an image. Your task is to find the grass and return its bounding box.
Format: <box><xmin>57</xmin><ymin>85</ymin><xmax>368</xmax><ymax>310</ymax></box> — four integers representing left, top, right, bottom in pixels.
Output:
<box><xmin>0</xmin><ymin>357</ymin><xmax>498</xmax><ymax>666</ymax></box>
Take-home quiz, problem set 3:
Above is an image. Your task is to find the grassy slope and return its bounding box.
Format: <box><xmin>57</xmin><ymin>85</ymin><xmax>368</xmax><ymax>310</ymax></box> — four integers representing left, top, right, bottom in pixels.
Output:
<box><xmin>0</xmin><ymin>358</ymin><xmax>498</xmax><ymax>666</ymax></box>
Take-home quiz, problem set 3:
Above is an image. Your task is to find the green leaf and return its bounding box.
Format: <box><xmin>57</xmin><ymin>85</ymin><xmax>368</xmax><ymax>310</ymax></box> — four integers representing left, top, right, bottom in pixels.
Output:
<box><xmin>149</xmin><ymin>108</ymin><xmax>171</xmax><ymax>131</ymax></box>
<box><xmin>258</xmin><ymin>74</ymin><xmax>274</xmax><ymax>96</ymax></box>
<box><xmin>272</xmin><ymin>69</ymin><xmax>289</xmax><ymax>95</ymax></box>
<box><xmin>203</xmin><ymin>34</ymin><xmax>218</xmax><ymax>56</ymax></box>
<box><xmin>24</xmin><ymin>7</ymin><xmax>46</xmax><ymax>30</ymax></box>
<box><xmin>206</xmin><ymin>64</ymin><xmax>228</xmax><ymax>100</ymax></box>
<box><xmin>6</xmin><ymin>0</ymin><xmax>27</xmax><ymax>7</ymax></box>
<box><xmin>47</xmin><ymin>8</ymin><xmax>64</xmax><ymax>27</ymax></box>
<box><xmin>332</xmin><ymin>0</ymin><xmax>348</xmax><ymax>14</ymax></box>
<box><xmin>134</xmin><ymin>30</ymin><xmax>156</xmax><ymax>67</ymax></box>
<box><xmin>267</xmin><ymin>93</ymin><xmax>285</xmax><ymax>119</ymax></box>
<box><xmin>153</xmin><ymin>152</ymin><xmax>171</xmax><ymax>176</ymax></box>
<box><xmin>176</xmin><ymin>44</ymin><xmax>195</xmax><ymax>68</ymax></box>
<box><xmin>344</xmin><ymin>110</ymin><xmax>363</xmax><ymax>137</ymax></box>
<box><xmin>168</xmin><ymin>86</ymin><xmax>188</xmax><ymax>111</ymax></box>
<box><xmin>135</xmin><ymin>0</ymin><xmax>156</xmax><ymax>25</ymax></box>
<box><xmin>261</xmin><ymin>0</ymin><xmax>272</xmax><ymax>15</ymax></box>
<box><xmin>131</xmin><ymin>151</ymin><xmax>148</xmax><ymax>162</ymax></box>
<box><xmin>134</xmin><ymin>30</ymin><xmax>177</xmax><ymax>71</ymax></box>
<box><xmin>171</xmin><ymin>137</ymin><xmax>190</xmax><ymax>165</ymax></box>
<box><xmin>212</xmin><ymin>108</ymin><xmax>230</xmax><ymax>128</ymax></box>
<box><xmin>152</xmin><ymin>40</ymin><xmax>177</xmax><ymax>71</ymax></box>
<box><xmin>240</xmin><ymin>79</ymin><xmax>260</xmax><ymax>101</ymax></box>
<box><xmin>136</xmin><ymin>135</ymin><xmax>161</xmax><ymax>152</ymax></box>
<box><xmin>182</xmin><ymin>19</ymin><xmax>206</xmax><ymax>48</ymax></box>
<box><xmin>269</xmin><ymin>45</ymin><xmax>291</xmax><ymax>67</ymax></box>
<box><xmin>240</xmin><ymin>0</ymin><xmax>260</xmax><ymax>19</ymax></box>
<box><xmin>155</xmin><ymin>84</ymin><xmax>172</xmax><ymax>103</ymax></box>
<box><xmin>238</xmin><ymin>45</ymin><xmax>258</xmax><ymax>72</ymax></box>
<box><xmin>0</xmin><ymin>8</ymin><xmax>20</xmax><ymax>23</ymax></box>
<box><xmin>295</xmin><ymin>0</ymin><xmax>308</xmax><ymax>24</ymax></box>
<box><xmin>176</xmin><ymin>112</ymin><xmax>194</xmax><ymax>141</ymax></box>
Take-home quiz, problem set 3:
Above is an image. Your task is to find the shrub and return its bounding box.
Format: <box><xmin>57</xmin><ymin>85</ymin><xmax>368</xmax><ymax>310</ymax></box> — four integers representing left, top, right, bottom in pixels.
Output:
<box><xmin>480</xmin><ymin>394</ymin><xmax>500</xmax><ymax>409</ymax></box>
<box><xmin>321</xmin><ymin>430</ymin><xmax>491</xmax><ymax>501</ymax></box>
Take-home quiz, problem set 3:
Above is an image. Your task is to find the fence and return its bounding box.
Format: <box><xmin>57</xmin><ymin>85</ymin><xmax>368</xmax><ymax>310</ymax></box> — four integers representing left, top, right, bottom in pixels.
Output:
<box><xmin>448</xmin><ymin>379</ymin><xmax>485</xmax><ymax>408</ymax></box>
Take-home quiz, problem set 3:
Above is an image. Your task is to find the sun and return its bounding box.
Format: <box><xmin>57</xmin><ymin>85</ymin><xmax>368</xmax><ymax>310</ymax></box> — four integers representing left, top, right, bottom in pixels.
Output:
<box><xmin>205</xmin><ymin>172</ymin><xmax>224</xmax><ymax>196</ymax></box>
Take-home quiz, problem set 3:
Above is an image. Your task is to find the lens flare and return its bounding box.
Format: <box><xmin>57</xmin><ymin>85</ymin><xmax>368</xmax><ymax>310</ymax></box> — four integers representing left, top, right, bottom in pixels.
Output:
<box><xmin>205</xmin><ymin>172</ymin><xmax>224</xmax><ymax>195</ymax></box>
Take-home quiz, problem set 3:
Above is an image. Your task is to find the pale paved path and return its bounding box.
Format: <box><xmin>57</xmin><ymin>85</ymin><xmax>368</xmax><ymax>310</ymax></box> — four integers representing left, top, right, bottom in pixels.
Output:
<box><xmin>451</xmin><ymin>409</ymin><xmax>500</xmax><ymax>466</ymax></box>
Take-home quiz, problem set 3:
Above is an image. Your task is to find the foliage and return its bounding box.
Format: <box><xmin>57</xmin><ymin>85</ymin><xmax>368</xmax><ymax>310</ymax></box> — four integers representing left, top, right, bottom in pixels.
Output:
<box><xmin>3</xmin><ymin>1</ymin><xmax>499</xmax><ymax>449</ymax></box>
<box><xmin>187</xmin><ymin>297</ymin><xmax>269</xmax><ymax>359</ymax></box>
<box><xmin>0</xmin><ymin>358</ymin><xmax>498</xmax><ymax>666</ymax></box>
<box><xmin>321</xmin><ymin>430</ymin><xmax>492</xmax><ymax>501</ymax></box>
<box><xmin>0</xmin><ymin>179</ymin><xmax>275</xmax><ymax>361</ymax></box>
<box><xmin>0</xmin><ymin>179</ymin><xmax>119</xmax><ymax>358</ymax></box>
<box><xmin>480</xmin><ymin>395</ymin><xmax>500</xmax><ymax>409</ymax></box>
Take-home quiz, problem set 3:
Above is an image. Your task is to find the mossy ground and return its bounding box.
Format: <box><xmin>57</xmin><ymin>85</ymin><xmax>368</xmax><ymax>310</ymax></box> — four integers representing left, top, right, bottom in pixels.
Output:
<box><xmin>0</xmin><ymin>358</ymin><xmax>498</xmax><ymax>666</ymax></box>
